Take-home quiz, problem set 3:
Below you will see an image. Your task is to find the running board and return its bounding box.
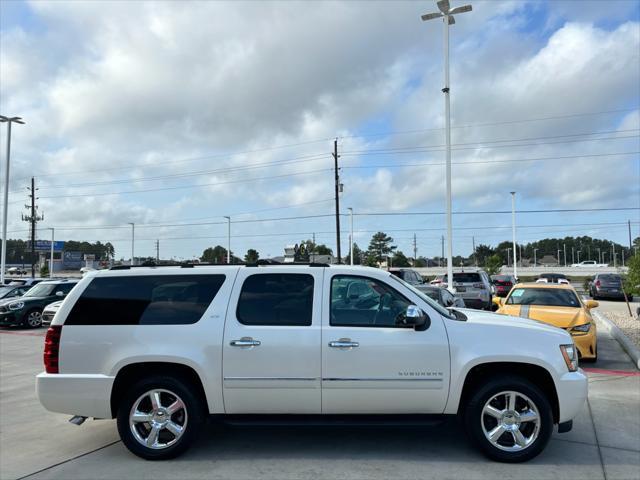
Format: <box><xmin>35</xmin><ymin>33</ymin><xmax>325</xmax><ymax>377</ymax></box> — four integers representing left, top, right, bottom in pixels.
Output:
<box><xmin>211</xmin><ymin>414</ymin><xmax>451</xmax><ymax>427</ymax></box>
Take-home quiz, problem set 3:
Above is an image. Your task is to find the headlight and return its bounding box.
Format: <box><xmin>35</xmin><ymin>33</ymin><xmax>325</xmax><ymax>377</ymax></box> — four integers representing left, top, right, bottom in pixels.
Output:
<box><xmin>560</xmin><ymin>344</ymin><xmax>579</xmax><ymax>372</ymax></box>
<box><xmin>8</xmin><ymin>301</ymin><xmax>24</xmax><ymax>311</ymax></box>
<box><xmin>571</xmin><ymin>323</ymin><xmax>591</xmax><ymax>333</ymax></box>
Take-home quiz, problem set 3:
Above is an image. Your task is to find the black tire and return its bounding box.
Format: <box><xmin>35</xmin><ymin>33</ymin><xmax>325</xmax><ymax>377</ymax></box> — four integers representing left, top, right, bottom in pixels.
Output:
<box><xmin>116</xmin><ymin>375</ymin><xmax>205</xmax><ymax>460</ymax></box>
<box><xmin>463</xmin><ymin>376</ymin><xmax>553</xmax><ymax>463</ymax></box>
<box><xmin>23</xmin><ymin>309</ymin><xmax>43</xmax><ymax>328</ymax></box>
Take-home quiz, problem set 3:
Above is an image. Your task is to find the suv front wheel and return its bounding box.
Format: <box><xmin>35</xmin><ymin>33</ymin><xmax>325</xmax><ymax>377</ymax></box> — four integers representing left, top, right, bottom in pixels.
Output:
<box><xmin>116</xmin><ymin>375</ymin><xmax>204</xmax><ymax>460</ymax></box>
<box><xmin>464</xmin><ymin>376</ymin><xmax>553</xmax><ymax>462</ymax></box>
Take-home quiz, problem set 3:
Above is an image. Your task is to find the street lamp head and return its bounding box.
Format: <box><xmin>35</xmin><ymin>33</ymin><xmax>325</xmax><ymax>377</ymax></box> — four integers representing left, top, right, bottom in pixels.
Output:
<box><xmin>0</xmin><ymin>116</ymin><xmax>25</xmax><ymax>124</ymax></box>
<box><xmin>422</xmin><ymin>1</ymin><xmax>471</xmax><ymax>22</ymax></box>
<box><xmin>421</xmin><ymin>12</ymin><xmax>444</xmax><ymax>21</ymax></box>
<box><xmin>437</xmin><ymin>0</ymin><xmax>450</xmax><ymax>13</ymax></box>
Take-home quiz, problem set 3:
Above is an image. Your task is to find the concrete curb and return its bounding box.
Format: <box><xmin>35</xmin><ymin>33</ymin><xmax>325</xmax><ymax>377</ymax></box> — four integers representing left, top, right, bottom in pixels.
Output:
<box><xmin>593</xmin><ymin>310</ymin><xmax>640</xmax><ymax>370</ymax></box>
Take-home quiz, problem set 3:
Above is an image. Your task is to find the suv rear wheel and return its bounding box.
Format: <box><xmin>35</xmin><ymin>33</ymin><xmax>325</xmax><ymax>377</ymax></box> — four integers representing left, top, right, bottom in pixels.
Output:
<box><xmin>116</xmin><ymin>375</ymin><xmax>204</xmax><ymax>460</ymax></box>
<box><xmin>464</xmin><ymin>376</ymin><xmax>553</xmax><ymax>462</ymax></box>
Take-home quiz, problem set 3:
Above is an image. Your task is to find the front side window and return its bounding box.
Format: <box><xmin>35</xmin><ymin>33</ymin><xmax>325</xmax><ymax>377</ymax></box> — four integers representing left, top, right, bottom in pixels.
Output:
<box><xmin>237</xmin><ymin>273</ymin><xmax>314</xmax><ymax>326</ymax></box>
<box><xmin>66</xmin><ymin>275</ymin><xmax>225</xmax><ymax>325</ymax></box>
<box><xmin>330</xmin><ymin>275</ymin><xmax>412</xmax><ymax>327</ymax></box>
<box><xmin>506</xmin><ymin>288</ymin><xmax>580</xmax><ymax>307</ymax></box>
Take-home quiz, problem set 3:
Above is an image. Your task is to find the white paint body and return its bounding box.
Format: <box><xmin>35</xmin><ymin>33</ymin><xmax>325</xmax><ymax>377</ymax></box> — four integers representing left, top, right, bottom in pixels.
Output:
<box><xmin>36</xmin><ymin>265</ymin><xmax>587</xmax><ymax>424</ymax></box>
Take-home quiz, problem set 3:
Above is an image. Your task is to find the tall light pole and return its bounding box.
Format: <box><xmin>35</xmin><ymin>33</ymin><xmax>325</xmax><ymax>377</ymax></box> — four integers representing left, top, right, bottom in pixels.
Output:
<box><xmin>506</xmin><ymin>248</ymin><xmax>512</xmax><ymax>267</ymax></box>
<box><xmin>510</xmin><ymin>192</ymin><xmax>517</xmax><ymax>279</ymax></box>
<box><xmin>597</xmin><ymin>247</ymin><xmax>601</xmax><ymax>264</ymax></box>
<box><xmin>577</xmin><ymin>250</ymin><xmax>581</xmax><ymax>264</ymax></box>
<box><xmin>421</xmin><ymin>0</ymin><xmax>472</xmax><ymax>292</ymax></box>
<box><xmin>224</xmin><ymin>216</ymin><xmax>231</xmax><ymax>264</ymax></box>
<box><xmin>47</xmin><ymin>228</ymin><xmax>54</xmax><ymax>278</ymax></box>
<box><xmin>533</xmin><ymin>248</ymin><xmax>538</xmax><ymax>267</ymax></box>
<box><xmin>347</xmin><ymin>207</ymin><xmax>354</xmax><ymax>265</ymax></box>
<box><xmin>0</xmin><ymin>115</ymin><xmax>25</xmax><ymax>284</ymax></box>
<box><xmin>128</xmin><ymin>223</ymin><xmax>135</xmax><ymax>266</ymax></box>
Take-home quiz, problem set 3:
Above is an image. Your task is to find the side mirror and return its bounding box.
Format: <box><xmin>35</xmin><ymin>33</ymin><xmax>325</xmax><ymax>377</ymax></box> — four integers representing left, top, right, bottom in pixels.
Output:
<box><xmin>55</xmin><ymin>291</ymin><xmax>65</xmax><ymax>297</ymax></box>
<box><xmin>492</xmin><ymin>297</ymin><xmax>504</xmax><ymax>307</ymax></box>
<box><xmin>585</xmin><ymin>300</ymin><xmax>599</xmax><ymax>309</ymax></box>
<box><xmin>445</xmin><ymin>298</ymin><xmax>454</xmax><ymax>307</ymax></box>
<box><xmin>397</xmin><ymin>305</ymin><xmax>430</xmax><ymax>330</ymax></box>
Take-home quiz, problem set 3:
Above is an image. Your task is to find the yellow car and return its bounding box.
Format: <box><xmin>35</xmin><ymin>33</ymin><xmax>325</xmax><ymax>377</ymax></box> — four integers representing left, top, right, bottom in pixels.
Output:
<box><xmin>494</xmin><ymin>283</ymin><xmax>598</xmax><ymax>362</ymax></box>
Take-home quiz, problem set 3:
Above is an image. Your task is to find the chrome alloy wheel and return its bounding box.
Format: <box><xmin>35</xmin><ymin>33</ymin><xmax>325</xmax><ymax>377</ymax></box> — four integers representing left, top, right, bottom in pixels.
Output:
<box><xmin>129</xmin><ymin>389</ymin><xmax>188</xmax><ymax>450</ymax></box>
<box><xmin>481</xmin><ymin>390</ymin><xmax>540</xmax><ymax>452</ymax></box>
<box><xmin>27</xmin><ymin>311</ymin><xmax>42</xmax><ymax>327</ymax></box>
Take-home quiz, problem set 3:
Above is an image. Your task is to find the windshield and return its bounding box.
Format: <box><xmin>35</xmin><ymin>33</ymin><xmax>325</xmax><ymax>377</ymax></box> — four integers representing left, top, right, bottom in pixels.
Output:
<box><xmin>23</xmin><ymin>283</ymin><xmax>56</xmax><ymax>297</ymax></box>
<box><xmin>506</xmin><ymin>288</ymin><xmax>580</xmax><ymax>307</ymax></box>
<box><xmin>0</xmin><ymin>287</ymin><xmax>16</xmax><ymax>298</ymax></box>
<box><xmin>389</xmin><ymin>275</ymin><xmax>454</xmax><ymax>319</ymax></box>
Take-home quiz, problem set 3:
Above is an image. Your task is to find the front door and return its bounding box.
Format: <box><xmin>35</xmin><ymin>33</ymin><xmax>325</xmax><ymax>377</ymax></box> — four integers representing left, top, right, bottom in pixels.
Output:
<box><xmin>222</xmin><ymin>267</ymin><xmax>323</xmax><ymax>413</ymax></box>
<box><xmin>321</xmin><ymin>272</ymin><xmax>450</xmax><ymax>413</ymax></box>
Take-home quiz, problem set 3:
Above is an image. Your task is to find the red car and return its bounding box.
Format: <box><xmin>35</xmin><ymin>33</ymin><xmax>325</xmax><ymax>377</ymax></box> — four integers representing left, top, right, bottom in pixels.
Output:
<box><xmin>490</xmin><ymin>275</ymin><xmax>516</xmax><ymax>297</ymax></box>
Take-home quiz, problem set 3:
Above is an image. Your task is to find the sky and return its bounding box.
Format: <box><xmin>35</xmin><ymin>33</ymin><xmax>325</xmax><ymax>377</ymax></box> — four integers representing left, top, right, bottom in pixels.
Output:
<box><xmin>0</xmin><ymin>0</ymin><xmax>639</xmax><ymax>262</ymax></box>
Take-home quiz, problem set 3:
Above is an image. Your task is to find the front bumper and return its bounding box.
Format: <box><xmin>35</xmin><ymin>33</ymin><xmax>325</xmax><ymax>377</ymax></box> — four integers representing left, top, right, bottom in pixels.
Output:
<box><xmin>36</xmin><ymin>373</ymin><xmax>115</xmax><ymax>419</ymax></box>
<box><xmin>571</xmin><ymin>327</ymin><xmax>597</xmax><ymax>360</ymax></box>
<box><xmin>0</xmin><ymin>312</ymin><xmax>21</xmax><ymax>326</ymax></box>
<box><xmin>556</xmin><ymin>370</ymin><xmax>588</xmax><ymax>423</ymax></box>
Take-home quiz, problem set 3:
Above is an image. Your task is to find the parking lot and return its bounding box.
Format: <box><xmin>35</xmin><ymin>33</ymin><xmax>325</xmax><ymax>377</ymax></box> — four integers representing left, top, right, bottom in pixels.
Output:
<box><xmin>0</xmin><ymin>301</ymin><xmax>637</xmax><ymax>480</ymax></box>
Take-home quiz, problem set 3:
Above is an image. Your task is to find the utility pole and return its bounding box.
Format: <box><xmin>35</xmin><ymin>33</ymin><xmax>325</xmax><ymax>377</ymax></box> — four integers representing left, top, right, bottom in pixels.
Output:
<box><xmin>612</xmin><ymin>243</ymin><xmax>616</xmax><ymax>268</ymax></box>
<box><xmin>507</xmin><ymin>248</ymin><xmax>511</xmax><ymax>267</ymax></box>
<box><xmin>629</xmin><ymin>220</ymin><xmax>633</xmax><ymax>251</ymax></box>
<box><xmin>472</xmin><ymin>235</ymin><xmax>476</xmax><ymax>267</ymax></box>
<box><xmin>413</xmin><ymin>233</ymin><xmax>418</xmax><ymax>266</ymax></box>
<box><xmin>441</xmin><ymin>235</ymin><xmax>445</xmax><ymax>268</ymax></box>
<box><xmin>333</xmin><ymin>139</ymin><xmax>341</xmax><ymax>263</ymax></box>
<box><xmin>563</xmin><ymin>243</ymin><xmax>567</xmax><ymax>267</ymax></box>
<box><xmin>533</xmin><ymin>248</ymin><xmax>538</xmax><ymax>267</ymax></box>
<box><xmin>510</xmin><ymin>192</ymin><xmax>517</xmax><ymax>279</ymax></box>
<box><xmin>224</xmin><ymin>216</ymin><xmax>231</xmax><ymax>264</ymax></box>
<box><xmin>348</xmin><ymin>207</ymin><xmax>354</xmax><ymax>265</ymax></box>
<box><xmin>47</xmin><ymin>228</ymin><xmax>54</xmax><ymax>278</ymax></box>
<box><xmin>22</xmin><ymin>177</ymin><xmax>43</xmax><ymax>278</ymax></box>
<box><xmin>155</xmin><ymin>239</ymin><xmax>159</xmax><ymax>263</ymax></box>
<box><xmin>572</xmin><ymin>247</ymin><xmax>575</xmax><ymax>265</ymax></box>
<box><xmin>128</xmin><ymin>223</ymin><xmax>135</xmax><ymax>266</ymax></box>
<box><xmin>312</xmin><ymin>232</ymin><xmax>316</xmax><ymax>263</ymax></box>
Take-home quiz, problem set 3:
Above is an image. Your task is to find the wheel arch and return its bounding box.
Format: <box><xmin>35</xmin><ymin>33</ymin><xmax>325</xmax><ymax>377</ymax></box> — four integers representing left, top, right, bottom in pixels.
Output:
<box><xmin>457</xmin><ymin>362</ymin><xmax>560</xmax><ymax>423</ymax></box>
<box><xmin>110</xmin><ymin>361</ymin><xmax>208</xmax><ymax>419</ymax></box>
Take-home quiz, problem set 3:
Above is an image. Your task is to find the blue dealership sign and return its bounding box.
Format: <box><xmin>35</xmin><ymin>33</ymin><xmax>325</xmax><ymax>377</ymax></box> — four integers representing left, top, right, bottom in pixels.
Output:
<box><xmin>28</xmin><ymin>240</ymin><xmax>65</xmax><ymax>252</ymax></box>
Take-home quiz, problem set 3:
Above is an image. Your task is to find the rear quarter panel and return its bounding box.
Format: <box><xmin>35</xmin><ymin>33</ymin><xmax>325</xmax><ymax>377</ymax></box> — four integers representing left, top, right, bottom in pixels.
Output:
<box><xmin>55</xmin><ymin>269</ymin><xmax>239</xmax><ymax>414</ymax></box>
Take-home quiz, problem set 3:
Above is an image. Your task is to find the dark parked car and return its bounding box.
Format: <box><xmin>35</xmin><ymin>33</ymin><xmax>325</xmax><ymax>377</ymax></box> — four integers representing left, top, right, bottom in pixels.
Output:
<box><xmin>389</xmin><ymin>268</ymin><xmax>425</xmax><ymax>286</ymax></box>
<box><xmin>0</xmin><ymin>280</ymin><xmax>77</xmax><ymax>328</ymax></box>
<box><xmin>418</xmin><ymin>285</ymin><xmax>466</xmax><ymax>308</ymax></box>
<box><xmin>589</xmin><ymin>274</ymin><xmax>625</xmax><ymax>300</ymax></box>
<box><xmin>0</xmin><ymin>285</ymin><xmax>30</xmax><ymax>300</ymax></box>
<box><xmin>490</xmin><ymin>275</ymin><xmax>516</xmax><ymax>298</ymax></box>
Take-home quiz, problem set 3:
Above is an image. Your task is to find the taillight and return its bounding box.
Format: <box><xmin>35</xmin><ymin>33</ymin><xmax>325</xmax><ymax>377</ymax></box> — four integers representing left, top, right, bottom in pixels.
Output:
<box><xmin>595</xmin><ymin>280</ymin><xmax>601</xmax><ymax>287</ymax></box>
<box><xmin>44</xmin><ymin>326</ymin><xmax>62</xmax><ymax>374</ymax></box>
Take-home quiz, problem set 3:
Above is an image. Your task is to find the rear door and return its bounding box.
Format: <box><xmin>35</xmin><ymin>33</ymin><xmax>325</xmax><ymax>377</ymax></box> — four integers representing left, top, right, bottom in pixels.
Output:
<box><xmin>222</xmin><ymin>267</ymin><xmax>323</xmax><ymax>413</ymax></box>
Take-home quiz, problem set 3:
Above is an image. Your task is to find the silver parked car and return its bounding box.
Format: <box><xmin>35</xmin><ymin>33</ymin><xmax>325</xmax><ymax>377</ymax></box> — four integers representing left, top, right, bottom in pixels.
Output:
<box><xmin>41</xmin><ymin>300</ymin><xmax>63</xmax><ymax>326</ymax></box>
<box><xmin>417</xmin><ymin>285</ymin><xmax>466</xmax><ymax>308</ymax></box>
<box><xmin>440</xmin><ymin>270</ymin><xmax>493</xmax><ymax>310</ymax></box>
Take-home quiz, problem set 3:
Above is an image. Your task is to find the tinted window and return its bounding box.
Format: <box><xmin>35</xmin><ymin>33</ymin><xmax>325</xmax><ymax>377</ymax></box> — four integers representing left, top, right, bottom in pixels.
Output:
<box><xmin>55</xmin><ymin>283</ymin><xmax>76</xmax><ymax>295</ymax></box>
<box><xmin>237</xmin><ymin>274</ymin><xmax>313</xmax><ymax>326</ymax></box>
<box><xmin>422</xmin><ymin>289</ymin><xmax>440</xmax><ymax>301</ymax></box>
<box><xmin>599</xmin><ymin>274</ymin><xmax>621</xmax><ymax>283</ymax></box>
<box><xmin>331</xmin><ymin>275</ymin><xmax>412</xmax><ymax>327</ymax></box>
<box><xmin>66</xmin><ymin>275</ymin><xmax>225</xmax><ymax>325</ymax></box>
<box><xmin>452</xmin><ymin>273</ymin><xmax>481</xmax><ymax>283</ymax></box>
<box><xmin>506</xmin><ymin>288</ymin><xmax>580</xmax><ymax>307</ymax></box>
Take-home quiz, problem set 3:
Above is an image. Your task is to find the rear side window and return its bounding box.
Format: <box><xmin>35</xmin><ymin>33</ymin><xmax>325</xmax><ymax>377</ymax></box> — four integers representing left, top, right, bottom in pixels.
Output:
<box><xmin>65</xmin><ymin>275</ymin><xmax>225</xmax><ymax>325</ymax></box>
<box><xmin>237</xmin><ymin>273</ymin><xmax>314</xmax><ymax>326</ymax></box>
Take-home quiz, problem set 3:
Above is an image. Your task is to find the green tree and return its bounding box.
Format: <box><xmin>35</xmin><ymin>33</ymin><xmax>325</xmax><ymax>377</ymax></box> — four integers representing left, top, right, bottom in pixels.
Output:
<box><xmin>39</xmin><ymin>264</ymin><xmax>49</xmax><ymax>278</ymax></box>
<box><xmin>315</xmin><ymin>244</ymin><xmax>333</xmax><ymax>256</ymax></box>
<box><xmin>343</xmin><ymin>243</ymin><xmax>363</xmax><ymax>265</ymax></box>
<box><xmin>484</xmin><ymin>254</ymin><xmax>503</xmax><ymax>276</ymax></box>
<box><xmin>391</xmin><ymin>250</ymin><xmax>411</xmax><ymax>267</ymax></box>
<box><xmin>367</xmin><ymin>232</ymin><xmax>396</xmax><ymax>263</ymax></box>
<box><xmin>625</xmin><ymin>253</ymin><xmax>640</xmax><ymax>297</ymax></box>
<box><xmin>244</xmin><ymin>249</ymin><xmax>260</xmax><ymax>264</ymax></box>
<box><xmin>201</xmin><ymin>245</ymin><xmax>229</xmax><ymax>263</ymax></box>
<box><xmin>475</xmin><ymin>244</ymin><xmax>495</xmax><ymax>265</ymax></box>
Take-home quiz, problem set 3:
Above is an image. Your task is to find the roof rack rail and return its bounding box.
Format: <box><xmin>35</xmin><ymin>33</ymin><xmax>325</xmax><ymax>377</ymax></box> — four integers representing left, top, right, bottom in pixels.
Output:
<box><xmin>246</xmin><ymin>261</ymin><xmax>329</xmax><ymax>267</ymax></box>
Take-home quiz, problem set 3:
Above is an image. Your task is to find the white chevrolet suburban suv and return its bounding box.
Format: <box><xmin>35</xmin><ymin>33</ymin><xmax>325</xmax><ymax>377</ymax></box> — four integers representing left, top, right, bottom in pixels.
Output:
<box><xmin>36</xmin><ymin>264</ymin><xmax>587</xmax><ymax>462</ymax></box>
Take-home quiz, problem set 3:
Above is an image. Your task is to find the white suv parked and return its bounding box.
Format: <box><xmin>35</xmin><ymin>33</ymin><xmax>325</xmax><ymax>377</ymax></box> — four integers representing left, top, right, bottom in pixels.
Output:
<box><xmin>37</xmin><ymin>264</ymin><xmax>587</xmax><ymax>462</ymax></box>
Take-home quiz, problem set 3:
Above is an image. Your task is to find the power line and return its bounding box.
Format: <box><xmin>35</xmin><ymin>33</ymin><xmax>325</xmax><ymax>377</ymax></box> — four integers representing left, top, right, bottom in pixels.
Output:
<box><xmin>341</xmin><ymin>151</ymin><xmax>638</xmax><ymax>170</ymax></box>
<box><xmin>337</xmin><ymin>108</ymin><xmax>637</xmax><ymax>140</ymax></box>
<box><xmin>353</xmin><ymin>207</ymin><xmax>640</xmax><ymax>216</ymax></box>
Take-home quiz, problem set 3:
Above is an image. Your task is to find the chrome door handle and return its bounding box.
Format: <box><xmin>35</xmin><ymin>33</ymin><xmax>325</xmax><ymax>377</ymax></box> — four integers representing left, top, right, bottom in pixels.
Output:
<box><xmin>230</xmin><ymin>338</ymin><xmax>261</xmax><ymax>347</ymax></box>
<box><xmin>329</xmin><ymin>340</ymin><xmax>359</xmax><ymax>348</ymax></box>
